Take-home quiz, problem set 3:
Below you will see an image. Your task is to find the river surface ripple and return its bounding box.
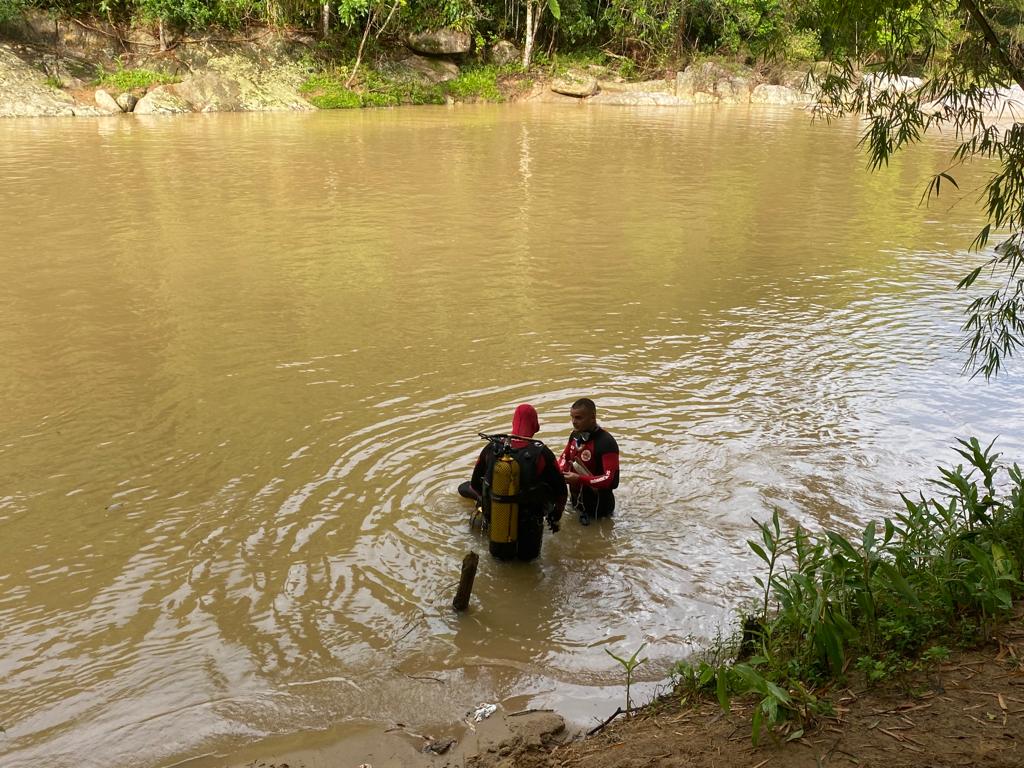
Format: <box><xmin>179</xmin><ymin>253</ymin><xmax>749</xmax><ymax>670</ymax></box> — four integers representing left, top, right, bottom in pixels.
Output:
<box><xmin>0</xmin><ymin>104</ymin><xmax>1021</xmax><ymax>767</ymax></box>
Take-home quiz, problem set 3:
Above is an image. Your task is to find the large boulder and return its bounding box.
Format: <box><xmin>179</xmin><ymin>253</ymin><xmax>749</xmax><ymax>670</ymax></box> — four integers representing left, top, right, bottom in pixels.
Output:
<box><xmin>598</xmin><ymin>78</ymin><xmax>674</xmax><ymax>94</ymax></box>
<box><xmin>676</xmin><ymin>61</ymin><xmax>752</xmax><ymax>102</ymax></box>
<box><xmin>750</xmin><ymin>83</ymin><xmax>812</xmax><ymax>106</ymax></box>
<box><xmin>116</xmin><ymin>92</ymin><xmax>138</xmax><ymax>112</ymax></box>
<box><xmin>716</xmin><ymin>75</ymin><xmax>750</xmax><ymax>103</ymax></box>
<box><xmin>407</xmin><ymin>28</ymin><xmax>471</xmax><ymax>55</ymax></box>
<box><xmin>0</xmin><ymin>44</ymin><xmax>77</xmax><ymax>117</ymax></box>
<box><xmin>588</xmin><ymin>90</ymin><xmax>690</xmax><ymax>106</ymax></box>
<box><xmin>141</xmin><ymin>43</ymin><xmax>313</xmax><ymax>112</ymax></box>
<box><xmin>488</xmin><ymin>40</ymin><xmax>519</xmax><ymax>66</ymax></box>
<box><xmin>133</xmin><ymin>85</ymin><xmax>193</xmax><ymax>114</ymax></box>
<box><xmin>551</xmin><ymin>72</ymin><xmax>598</xmax><ymax>98</ymax></box>
<box><xmin>861</xmin><ymin>73</ymin><xmax>924</xmax><ymax>94</ymax></box>
<box><xmin>94</xmin><ymin>88</ymin><xmax>121</xmax><ymax>113</ymax></box>
<box><xmin>170</xmin><ymin>71</ymin><xmax>244</xmax><ymax>112</ymax></box>
<box><xmin>384</xmin><ymin>52</ymin><xmax>460</xmax><ymax>84</ymax></box>
<box><xmin>984</xmin><ymin>84</ymin><xmax>1024</xmax><ymax>119</ymax></box>
<box><xmin>198</xmin><ymin>50</ymin><xmax>313</xmax><ymax>111</ymax></box>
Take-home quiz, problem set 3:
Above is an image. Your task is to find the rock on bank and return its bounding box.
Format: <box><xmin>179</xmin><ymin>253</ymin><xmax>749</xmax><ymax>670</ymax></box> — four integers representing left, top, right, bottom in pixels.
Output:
<box><xmin>0</xmin><ymin>43</ymin><xmax>83</xmax><ymax>116</ymax></box>
<box><xmin>0</xmin><ymin>12</ymin><xmax>315</xmax><ymax>118</ymax></box>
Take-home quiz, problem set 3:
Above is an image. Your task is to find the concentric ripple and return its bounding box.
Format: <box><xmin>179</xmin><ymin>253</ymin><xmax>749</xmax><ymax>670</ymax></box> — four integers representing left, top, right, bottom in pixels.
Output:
<box><xmin>0</xmin><ymin>106</ymin><xmax>1021</xmax><ymax>768</ymax></box>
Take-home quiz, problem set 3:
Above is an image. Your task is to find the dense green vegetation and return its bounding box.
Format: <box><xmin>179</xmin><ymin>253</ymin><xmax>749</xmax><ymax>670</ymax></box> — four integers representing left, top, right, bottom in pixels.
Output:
<box><xmin>95</xmin><ymin>66</ymin><xmax>178</xmax><ymax>89</ymax></box>
<box><xmin>299</xmin><ymin>62</ymin><xmax>515</xmax><ymax>107</ymax></box>
<box><xmin>0</xmin><ymin>0</ymin><xmax>912</xmax><ymax>67</ymax></box>
<box><xmin>676</xmin><ymin>438</ymin><xmax>1024</xmax><ymax>745</ymax></box>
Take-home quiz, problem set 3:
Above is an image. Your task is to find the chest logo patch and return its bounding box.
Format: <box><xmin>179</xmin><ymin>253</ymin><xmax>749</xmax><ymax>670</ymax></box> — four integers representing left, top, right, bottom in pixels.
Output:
<box><xmin>581</xmin><ymin>449</ymin><xmax>592</xmax><ymax>462</ymax></box>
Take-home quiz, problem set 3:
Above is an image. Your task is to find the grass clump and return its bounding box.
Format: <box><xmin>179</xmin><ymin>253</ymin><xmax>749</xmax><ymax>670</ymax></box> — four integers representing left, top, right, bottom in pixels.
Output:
<box><xmin>674</xmin><ymin>437</ymin><xmax>1024</xmax><ymax>746</ymax></box>
<box><xmin>301</xmin><ymin>70</ymin><xmax>445</xmax><ymax>109</ymax></box>
<box><xmin>95</xmin><ymin>67</ymin><xmax>177</xmax><ymax>91</ymax></box>
<box><xmin>301</xmin><ymin>73</ymin><xmax>362</xmax><ymax>109</ymax></box>
<box><xmin>447</xmin><ymin>65</ymin><xmax>503</xmax><ymax>101</ymax></box>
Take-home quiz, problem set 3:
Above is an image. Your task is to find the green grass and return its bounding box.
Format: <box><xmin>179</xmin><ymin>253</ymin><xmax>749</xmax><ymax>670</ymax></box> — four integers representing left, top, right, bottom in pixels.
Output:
<box><xmin>673</xmin><ymin>437</ymin><xmax>1024</xmax><ymax>746</ymax></box>
<box><xmin>300</xmin><ymin>72</ymin><xmax>361</xmax><ymax>108</ymax></box>
<box><xmin>95</xmin><ymin>68</ymin><xmax>177</xmax><ymax>91</ymax></box>
<box><xmin>447</xmin><ymin>65</ymin><xmax>503</xmax><ymax>101</ymax></box>
<box><xmin>301</xmin><ymin>70</ymin><xmax>447</xmax><ymax>109</ymax></box>
<box><xmin>302</xmin><ymin>62</ymin><xmax>531</xmax><ymax>110</ymax></box>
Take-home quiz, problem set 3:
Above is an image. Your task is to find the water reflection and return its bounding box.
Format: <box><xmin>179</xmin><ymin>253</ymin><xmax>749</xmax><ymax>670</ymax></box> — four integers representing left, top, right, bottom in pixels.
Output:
<box><xmin>0</xmin><ymin>105</ymin><xmax>1021</xmax><ymax>768</ymax></box>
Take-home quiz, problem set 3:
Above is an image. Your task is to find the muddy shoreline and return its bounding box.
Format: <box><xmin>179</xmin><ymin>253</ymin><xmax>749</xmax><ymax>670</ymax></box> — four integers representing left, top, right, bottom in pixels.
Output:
<box><xmin>193</xmin><ymin>614</ymin><xmax>1024</xmax><ymax>768</ymax></box>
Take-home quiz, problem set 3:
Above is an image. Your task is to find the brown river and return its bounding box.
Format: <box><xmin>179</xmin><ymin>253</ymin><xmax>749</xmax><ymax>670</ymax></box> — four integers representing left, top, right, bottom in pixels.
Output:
<box><xmin>1</xmin><ymin>104</ymin><xmax>1023</xmax><ymax>768</ymax></box>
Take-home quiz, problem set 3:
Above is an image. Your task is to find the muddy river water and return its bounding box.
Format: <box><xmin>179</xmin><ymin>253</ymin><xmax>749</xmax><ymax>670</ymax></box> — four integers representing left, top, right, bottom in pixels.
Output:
<box><xmin>1</xmin><ymin>103</ymin><xmax>1022</xmax><ymax>767</ymax></box>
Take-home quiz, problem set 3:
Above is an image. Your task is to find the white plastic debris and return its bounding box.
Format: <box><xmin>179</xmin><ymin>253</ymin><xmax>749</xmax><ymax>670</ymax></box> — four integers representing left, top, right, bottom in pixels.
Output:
<box><xmin>471</xmin><ymin>703</ymin><xmax>497</xmax><ymax>722</ymax></box>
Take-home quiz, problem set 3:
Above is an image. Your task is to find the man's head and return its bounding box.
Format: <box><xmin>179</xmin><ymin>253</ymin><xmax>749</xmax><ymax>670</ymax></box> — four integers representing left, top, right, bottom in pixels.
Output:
<box><xmin>570</xmin><ymin>398</ymin><xmax>597</xmax><ymax>433</ymax></box>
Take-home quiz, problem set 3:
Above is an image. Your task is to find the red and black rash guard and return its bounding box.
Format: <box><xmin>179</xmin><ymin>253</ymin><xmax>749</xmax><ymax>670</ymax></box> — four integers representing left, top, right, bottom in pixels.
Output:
<box><xmin>557</xmin><ymin>427</ymin><xmax>619</xmax><ymax>516</ymax></box>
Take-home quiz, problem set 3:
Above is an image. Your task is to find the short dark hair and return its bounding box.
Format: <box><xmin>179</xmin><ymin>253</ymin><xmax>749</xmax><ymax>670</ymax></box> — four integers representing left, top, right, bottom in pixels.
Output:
<box><xmin>571</xmin><ymin>398</ymin><xmax>596</xmax><ymax>413</ymax></box>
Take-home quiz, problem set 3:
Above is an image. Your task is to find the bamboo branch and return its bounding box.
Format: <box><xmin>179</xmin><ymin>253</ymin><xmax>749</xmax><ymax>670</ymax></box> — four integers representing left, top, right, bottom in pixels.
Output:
<box><xmin>960</xmin><ymin>0</ymin><xmax>1024</xmax><ymax>91</ymax></box>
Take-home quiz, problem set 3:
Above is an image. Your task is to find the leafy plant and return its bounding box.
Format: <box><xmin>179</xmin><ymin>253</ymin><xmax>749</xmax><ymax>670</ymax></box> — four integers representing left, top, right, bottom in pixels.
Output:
<box><xmin>605</xmin><ymin>642</ymin><xmax>647</xmax><ymax>715</ymax></box>
<box><xmin>0</xmin><ymin>0</ymin><xmax>27</xmax><ymax>24</ymax></box>
<box><xmin>676</xmin><ymin>439</ymin><xmax>1024</xmax><ymax>746</ymax></box>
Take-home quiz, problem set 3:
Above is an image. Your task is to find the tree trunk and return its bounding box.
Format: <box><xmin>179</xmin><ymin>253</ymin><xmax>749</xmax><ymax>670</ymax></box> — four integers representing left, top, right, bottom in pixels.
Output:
<box><xmin>345</xmin><ymin>8</ymin><xmax>375</xmax><ymax>88</ymax></box>
<box><xmin>158</xmin><ymin>18</ymin><xmax>166</xmax><ymax>52</ymax></box>
<box><xmin>522</xmin><ymin>0</ymin><xmax>535</xmax><ymax>68</ymax></box>
<box><xmin>322</xmin><ymin>2</ymin><xmax>330</xmax><ymax>37</ymax></box>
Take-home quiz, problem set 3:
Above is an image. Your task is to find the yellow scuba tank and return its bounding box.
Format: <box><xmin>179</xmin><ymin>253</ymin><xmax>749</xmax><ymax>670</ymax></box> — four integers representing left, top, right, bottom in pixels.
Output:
<box><xmin>488</xmin><ymin>453</ymin><xmax>519</xmax><ymax>559</ymax></box>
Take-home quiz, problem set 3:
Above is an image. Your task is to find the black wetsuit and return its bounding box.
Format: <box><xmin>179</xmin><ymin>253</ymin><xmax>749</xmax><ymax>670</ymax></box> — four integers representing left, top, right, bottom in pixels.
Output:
<box><xmin>465</xmin><ymin>439</ymin><xmax>566</xmax><ymax>561</ymax></box>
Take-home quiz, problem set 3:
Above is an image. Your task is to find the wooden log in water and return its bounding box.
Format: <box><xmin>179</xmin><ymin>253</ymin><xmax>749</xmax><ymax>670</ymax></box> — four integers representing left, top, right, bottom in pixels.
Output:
<box><xmin>452</xmin><ymin>551</ymin><xmax>479</xmax><ymax>611</ymax></box>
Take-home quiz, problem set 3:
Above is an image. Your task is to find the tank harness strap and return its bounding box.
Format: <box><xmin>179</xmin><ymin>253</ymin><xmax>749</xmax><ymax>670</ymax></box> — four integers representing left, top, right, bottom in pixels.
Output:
<box><xmin>490</xmin><ymin>492</ymin><xmax>519</xmax><ymax>503</ymax></box>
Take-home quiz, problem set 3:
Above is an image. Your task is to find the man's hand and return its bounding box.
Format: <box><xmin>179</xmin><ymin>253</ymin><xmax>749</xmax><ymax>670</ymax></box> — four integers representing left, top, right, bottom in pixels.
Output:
<box><xmin>562</xmin><ymin>471</ymin><xmax>581</xmax><ymax>485</ymax></box>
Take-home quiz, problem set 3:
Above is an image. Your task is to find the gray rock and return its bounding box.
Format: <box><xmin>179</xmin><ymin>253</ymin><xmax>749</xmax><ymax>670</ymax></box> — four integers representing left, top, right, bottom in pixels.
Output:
<box><xmin>750</xmin><ymin>83</ymin><xmax>811</xmax><ymax>105</ymax></box>
<box><xmin>133</xmin><ymin>85</ymin><xmax>193</xmax><ymax>114</ymax></box>
<box><xmin>407</xmin><ymin>28</ymin><xmax>472</xmax><ymax>55</ymax></box>
<box><xmin>488</xmin><ymin>39</ymin><xmax>519</xmax><ymax>66</ymax></box>
<box><xmin>70</xmin><ymin>104</ymin><xmax>110</xmax><ymax>116</ymax></box>
<box><xmin>676</xmin><ymin>61</ymin><xmax>751</xmax><ymax>101</ymax></box>
<box><xmin>984</xmin><ymin>84</ymin><xmax>1024</xmax><ymax>119</ymax></box>
<box><xmin>716</xmin><ymin>76</ymin><xmax>750</xmax><ymax>103</ymax></box>
<box><xmin>551</xmin><ymin>72</ymin><xmax>598</xmax><ymax>98</ymax></box>
<box><xmin>94</xmin><ymin>88</ymin><xmax>121</xmax><ymax>112</ymax></box>
<box><xmin>777</xmin><ymin>68</ymin><xmax>817</xmax><ymax>91</ymax></box>
<box><xmin>170</xmin><ymin>72</ymin><xmax>244</xmax><ymax>112</ymax></box>
<box><xmin>0</xmin><ymin>43</ymin><xmax>79</xmax><ymax>117</ymax></box>
<box><xmin>116</xmin><ymin>92</ymin><xmax>138</xmax><ymax>112</ymax></box>
<box><xmin>597</xmin><ymin>78</ymin><xmax>674</xmax><ymax>94</ymax></box>
<box><xmin>197</xmin><ymin>51</ymin><xmax>314</xmax><ymax>111</ymax></box>
<box><xmin>588</xmin><ymin>90</ymin><xmax>690</xmax><ymax>106</ymax></box>
<box><xmin>385</xmin><ymin>52</ymin><xmax>460</xmax><ymax>84</ymax></box>
<box><xmin>861</xmin><ymin>73</ymin><xmax>924</xmax><ymax>94</ymax></box>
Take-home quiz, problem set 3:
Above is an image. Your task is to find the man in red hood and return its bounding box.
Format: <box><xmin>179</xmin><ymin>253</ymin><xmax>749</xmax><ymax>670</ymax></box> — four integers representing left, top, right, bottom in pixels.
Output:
<box><xmin>458</xmin><ymin>404</ymin><xmax>567</xmax><ymax>561</ymax></box>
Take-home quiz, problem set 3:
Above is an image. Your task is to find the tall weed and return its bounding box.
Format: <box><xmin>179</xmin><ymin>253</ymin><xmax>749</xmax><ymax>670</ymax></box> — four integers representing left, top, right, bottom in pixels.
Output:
<box><xmin>677</xmin><ymin>438</ymin><xmax>1024</xmax><ymax>745</ymax></box>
